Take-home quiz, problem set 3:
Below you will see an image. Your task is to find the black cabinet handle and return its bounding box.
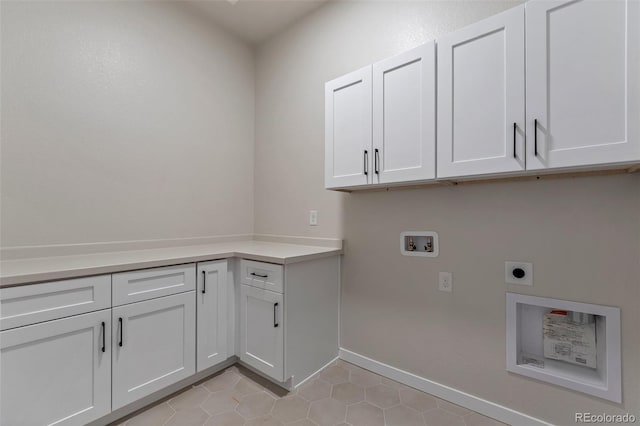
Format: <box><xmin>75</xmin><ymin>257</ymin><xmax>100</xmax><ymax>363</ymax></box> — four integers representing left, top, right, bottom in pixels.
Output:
<box><xmin>101</xmin><ymin>322</ymin><xmax>106</xmax><ymax>353</ymax></box>
<box><xmin>118</xmin><ymin>317</ymin><xmax>123</xmax><ymax>347</ymax></box>
<box><xmin>363</xmin><ymin>150</ymin><xmax>368</xmax><ymax>176</ymax></box>
<box><xmin>374</xmin><ymin>149</ymin><xmax>380</xmax><ymax>174</ymax></box>
<box><xmin>202</xmin><ymin>270</ymin><xmax>206</xmax><ymax>294</ymax></box>
<box><xmin>273</xmin><ymin>303</ymin><xmax>279</xmax><ymax>328</ymax></box>
<box><xmin>250</xmin><ymin>272</ymin><xmax>268</xmax><ymax>278</ymax></box>
<box><xmin>534</xmin><ymin>119</ymin><xmax>538</xmax><ymax>156</ymax></box>
<box><xmin>513</xmin><ymin>123</ymin><xmax>517</xmax><ymax>159</ymax></box>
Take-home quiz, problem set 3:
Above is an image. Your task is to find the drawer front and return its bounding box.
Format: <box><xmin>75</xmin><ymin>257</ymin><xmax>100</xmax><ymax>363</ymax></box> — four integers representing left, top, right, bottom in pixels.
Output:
<box><xmin>240</xmin><ymin>260</ymin><xmax>283</xmax><ymax>293</ymax></box>
<box><xmin>113</xmin><ymin>264</ymin><xmax>196</xmax><ymax>306</ymax></box>
<box><xmin>0</xmin><ymin>275</ymin><xmax>111</xmax><ymax>330</ymax></box>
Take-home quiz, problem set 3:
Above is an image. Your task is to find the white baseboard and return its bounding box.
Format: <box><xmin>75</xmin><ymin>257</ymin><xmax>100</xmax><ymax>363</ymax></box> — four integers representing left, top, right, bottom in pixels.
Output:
<box><xmin>339</xmin><ymin>348</ymin><xmax>551</xmax><ymax>426</ymax></box>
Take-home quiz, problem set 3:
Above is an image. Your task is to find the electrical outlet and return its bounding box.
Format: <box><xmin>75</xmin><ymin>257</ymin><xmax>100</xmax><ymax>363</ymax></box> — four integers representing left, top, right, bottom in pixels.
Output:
<box><xmin>309</xmin><ymin>210</ymin><xmax>318</xmax><ymax>226</ymax></box>
<box><xmin>439</xmin><ymin>272</ymin><xmax>452</xmax><ymax>292</ymax></box>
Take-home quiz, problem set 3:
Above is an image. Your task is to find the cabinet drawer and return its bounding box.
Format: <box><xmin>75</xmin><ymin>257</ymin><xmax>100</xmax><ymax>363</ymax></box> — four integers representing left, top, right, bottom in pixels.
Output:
<box><xmin>113</xmin><ymin>264</ymin><xmax>196</xmax><ymax>306</ymax></box>
<box><xmin>0</xmin><ymin>275</ymin><xmax>111</xmax><ymax>331</ymax></box>
<box><xmin>240</xmin><ymin>259</ymin><xmax>283</xmax><ymax>293</ymax></box>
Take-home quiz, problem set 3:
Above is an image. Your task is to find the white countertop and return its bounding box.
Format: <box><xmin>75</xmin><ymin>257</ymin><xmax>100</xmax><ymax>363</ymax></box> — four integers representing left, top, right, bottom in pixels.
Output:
<box><xmin>0</xmin><ymin>241</ymin><xmax>342</xmax><ymax>287</ymax></box>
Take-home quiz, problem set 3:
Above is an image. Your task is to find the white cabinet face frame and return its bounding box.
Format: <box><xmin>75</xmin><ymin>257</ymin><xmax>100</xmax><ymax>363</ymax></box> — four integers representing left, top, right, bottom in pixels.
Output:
<box><xmin>373</xmin><ymin>42</ymin><xmax>436</xmax><ymax>184</ymax></box>
<box><xmin>197</xmin><ymin>260</ymin><xmax>228</xmax><ymax>372</ymax></box>
<box><xmin>1</xmin><ymin>309</ymin><xmax>111</xmax><ymax>426</ymax></box>
<box><xmin>325</xmin><ymin>66</ymin><xmax>373</xmax><ymax>188</ymax></box>
<box><xmin>112</xmin><ymin>292</ymin><xmax>196</xmax><ymax>410</ymax></box>
<box><xmin>437</xmin><ymin>5</ymin><xmax>526</xmax><ymax>178</ymax></box>
<box><xmin>526</xmin><ymin>0</ymin><xmax>640</xmax><ymax>170</ymax></box>
<box><xmin>239</xmin><ymin>284</ymin><xmax>284</xmax><ymax>382</ymax></box>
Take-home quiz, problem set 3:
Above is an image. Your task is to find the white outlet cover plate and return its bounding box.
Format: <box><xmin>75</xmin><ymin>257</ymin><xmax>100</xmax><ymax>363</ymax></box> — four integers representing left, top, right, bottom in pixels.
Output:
<box><xmin>505</xmin><ymin>261</ymin><xmax>533</xmax><ymax>285</ymax></box>
<box><xmin>309</xmin><ymin>210</ymin><xmax>318</xmax><ymax>226</ymax></box>
<box><xmin>439</xmin><ymin>272</ymin><xmax>452</xmax><ymax>292</ymax></box>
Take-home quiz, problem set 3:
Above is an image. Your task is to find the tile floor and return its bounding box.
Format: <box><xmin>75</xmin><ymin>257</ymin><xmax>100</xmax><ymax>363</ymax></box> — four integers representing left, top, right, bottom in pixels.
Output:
<box><xmin>115</xmin><ymin>360</ymin><xmax>509</xmax><ymax>426</ymax></box>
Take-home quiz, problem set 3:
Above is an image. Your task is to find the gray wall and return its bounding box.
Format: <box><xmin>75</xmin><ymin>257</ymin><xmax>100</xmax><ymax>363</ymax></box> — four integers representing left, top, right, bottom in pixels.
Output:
<box><xmin>254</xmin><ymin>1</ymin><xmax>640</xmax><ymax>424</ymax></box>
<box><xmin>1</xmin><ymin>1</ymin><xmax>255</xmax><ymax>248</ymax></box>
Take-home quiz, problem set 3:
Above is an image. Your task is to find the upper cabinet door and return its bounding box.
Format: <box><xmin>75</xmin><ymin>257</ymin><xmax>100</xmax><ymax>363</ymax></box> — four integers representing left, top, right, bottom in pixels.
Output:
<box><xmin>373</xmin><ymin>43</ymin><xmax>436</xmax><ymax>184</ymax></box>
<box><xmin>526</xmin><ymin>0</ymin><xmax>640</xmax><ymax>170</ymax></box>
<box><xmin>437</xmin><ymin>6</ymin><xmax>525</xmax><ymax>179</ymax></box>
<box><xmin>325</xmin><ymin>66</ymin><xmax>372</xmax><ymax>189</ymax></box>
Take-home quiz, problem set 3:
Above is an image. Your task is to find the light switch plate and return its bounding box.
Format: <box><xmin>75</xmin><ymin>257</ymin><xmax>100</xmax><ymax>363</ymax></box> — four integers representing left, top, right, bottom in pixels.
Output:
<box><xmin>505</xmin><ymin>261</ymin><xmax>533</xmax><ymax>286</ymax></box>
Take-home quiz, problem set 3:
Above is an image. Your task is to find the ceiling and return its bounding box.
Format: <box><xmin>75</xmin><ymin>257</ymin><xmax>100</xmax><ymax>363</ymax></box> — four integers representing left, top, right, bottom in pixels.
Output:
<box><xmin>187</xmin><ymin>0</ymin><xmax>329</xmax><ymax>45</ymax></box>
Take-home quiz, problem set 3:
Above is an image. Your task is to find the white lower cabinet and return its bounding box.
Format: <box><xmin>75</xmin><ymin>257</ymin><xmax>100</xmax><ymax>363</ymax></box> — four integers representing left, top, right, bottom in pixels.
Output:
<box><xmin>112</xmin><ymin>291</ymin><xmax>196</xmax><ymax>410</ymax></box>
<box><xmin>0</xmin><ymin>309</ymin><xmax>112</xmax><ymax>426</ymax></box>
<box><xmin>197</xmin><ymin>260</ymin><xmax>228</xmax><ymax>372</ymax></box>
<box><xmin>240</xmin><ymin>284</ymin><xmax>284</xmax><ymax>382</ymax></box>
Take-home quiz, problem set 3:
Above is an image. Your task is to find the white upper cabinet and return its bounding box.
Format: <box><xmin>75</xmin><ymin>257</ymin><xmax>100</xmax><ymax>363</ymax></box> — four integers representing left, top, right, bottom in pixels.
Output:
<box><xmin>526</xmin><ymin>0</ymin><xmax>640</xmax><ymax>169</ymax></box>
<box><xmin>197</xmin><ymin>260</ymin><xmax>228</xmax><ymax>372</ymax></box>
<box><xmin>325</xmin><ymin>66</ymin><xmax>372</xmax><ymax>188</ymax></box>
<box><xmin>437</xmin><ymin>5</ymin><xmax>526</xmax><ymax>178</ymax></box>
<box><xmin>372</xmin><ymin>42</ymin><xmax>436</xmax><ymax>184</ymax></box>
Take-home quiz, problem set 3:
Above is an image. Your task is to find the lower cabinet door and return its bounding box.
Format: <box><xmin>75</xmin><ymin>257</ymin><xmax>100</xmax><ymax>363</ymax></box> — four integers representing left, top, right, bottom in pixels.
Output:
<box><xmin>112</xmin><ymin>291</ymin><xmax>195</xmax><ymax>410</ymax></box>
<box><xmin>239</xmin><ymin>284</ymin><xmax>284</xmax><ymax>382</ymax></box>
<box><xmin>0</xmin><ymin>310</ymin><xmax>111</xmax><ymax>426</ymax></box>
<box><xmin>197</xmin><ymin>260</ymin><xmax>228</xmax><ymax>372</ymax></box>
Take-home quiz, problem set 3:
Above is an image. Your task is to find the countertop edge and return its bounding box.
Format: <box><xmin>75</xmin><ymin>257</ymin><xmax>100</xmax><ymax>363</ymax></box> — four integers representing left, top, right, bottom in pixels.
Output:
<box><xmin>0</xmin><ymin>246</ymin><xmax>343</xmax><ymax>287</ymax></box>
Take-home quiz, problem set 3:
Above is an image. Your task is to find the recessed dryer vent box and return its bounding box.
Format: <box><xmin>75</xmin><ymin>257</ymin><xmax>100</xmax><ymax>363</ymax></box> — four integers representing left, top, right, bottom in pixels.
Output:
<box><xmin>400</xmin><ymin>232</ymin><xmax>438</xmax><ymax>257</ymax></box>
<box><xmin>506</xmin><ymin>293</ymin><xmax>621</xmax><ymax>402</ymax></box>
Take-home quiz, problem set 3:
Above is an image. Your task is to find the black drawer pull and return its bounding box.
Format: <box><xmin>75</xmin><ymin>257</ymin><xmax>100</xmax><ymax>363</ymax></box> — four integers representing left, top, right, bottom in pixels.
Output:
<box><xmin>202</xmin><ymin>270</ymin><xmax>206</xmax><ymax>294</ymax></box>
<box><xmin>101</xmin><ymin>322</ymin><xmax>106</xmax><ymax>353</ymax></box>
<box><xmin>363</xmin><ymin>150</ymin><xmax>368</xmax><ymax>176</ymax></box>
<box><xmin>118</xmin><ymin>317</ymin><xmax>123</xmax><ymax>347</ymax></box>
<box><xmin>534</xmin><ymin>119</ymin><xmax>538</xmax><ymax>156</ymax></box>
<box><xmin>250</xmin><ymin>272</ymin><xmax>268</xmax><ymax>278</ymax></box>
<box><xmin>273</xmin><ymin>303</ymin><xmax>279</xmax><ymax>328</ymax></box>
<box><xmin>513</xmin><ymin>122</ymin><xmax>517</xmax><ymax>159</ymax></box>
<box><xmin>374</xmin><ymin>148</ymin><xmax>380</xmax><ymax>174</ymax></box>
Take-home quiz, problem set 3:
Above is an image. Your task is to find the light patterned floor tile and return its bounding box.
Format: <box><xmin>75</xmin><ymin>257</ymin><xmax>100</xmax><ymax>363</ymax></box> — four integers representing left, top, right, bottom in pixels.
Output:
<box><xmin>366</xmin><ymin>384</ymin><xmax>401</xmax><ymax>409</ymax></box>
<box><xmin>236</xmin><ymin>392</ymin><xmax>276</xmax><ymax>419</ymax></box>
<box><xmin>399</xmin><ymin>388</ymin><xmax>438</xmax><ymax>412</ymax></box>
<box><xmin>271</xmin><ymin>396</ymin><xmax>309</xmax><ymax>423</ymax></box>
<box><xmin>205</xmin><ymin>410</ymin><xmax>246</xmax><ymax>426</ymax></box>
<box><xmin>347</xmin><ymin>401</ymin><xmax>385</xmax><ymax>426</ymax></box>
<box><xmin>297</xmin><ymin>379</ymin><xmax>331</xmax><ymax>402</ymax></box>
<box><xmin>200</xmin><ymin>390</ymin><xmax>239</xmax><ymax>416</ymax></box>
<box><xmin>164</xmin><ymin>406</ymin><xmax>210</xmax><ymax>426</ymax></box>
<box><xmin>318</xmin><ymin>365</ymin><xmax>349</xmax><ymax>385</ymax></box>
<box><xmin>115</xmin><ymin>360</ymin><xmax>510</xmax><ymax>426</ymax></box>
<box><xmin>331</xmin><ymin>382</ymin><xmax>365</xmax><ymax>404</ymax></box>
<box><xmin>385</xmin><ymin>405</ymin><xmax>426</xmax><ymax>426</ymax></box>
<box><xmin>167</xmin><ymin>385</ymin><xmax>210</xmax><ymax>411</ymax></box>
<box><xmin>308</xmin><ymin>397</ymin><xmax>347</xmax><ymax>426</ymax></box>
<box><xmin>125</xmin><ymin>402</ymin><xmax>174</xmax><ymax>426</ymax></box>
